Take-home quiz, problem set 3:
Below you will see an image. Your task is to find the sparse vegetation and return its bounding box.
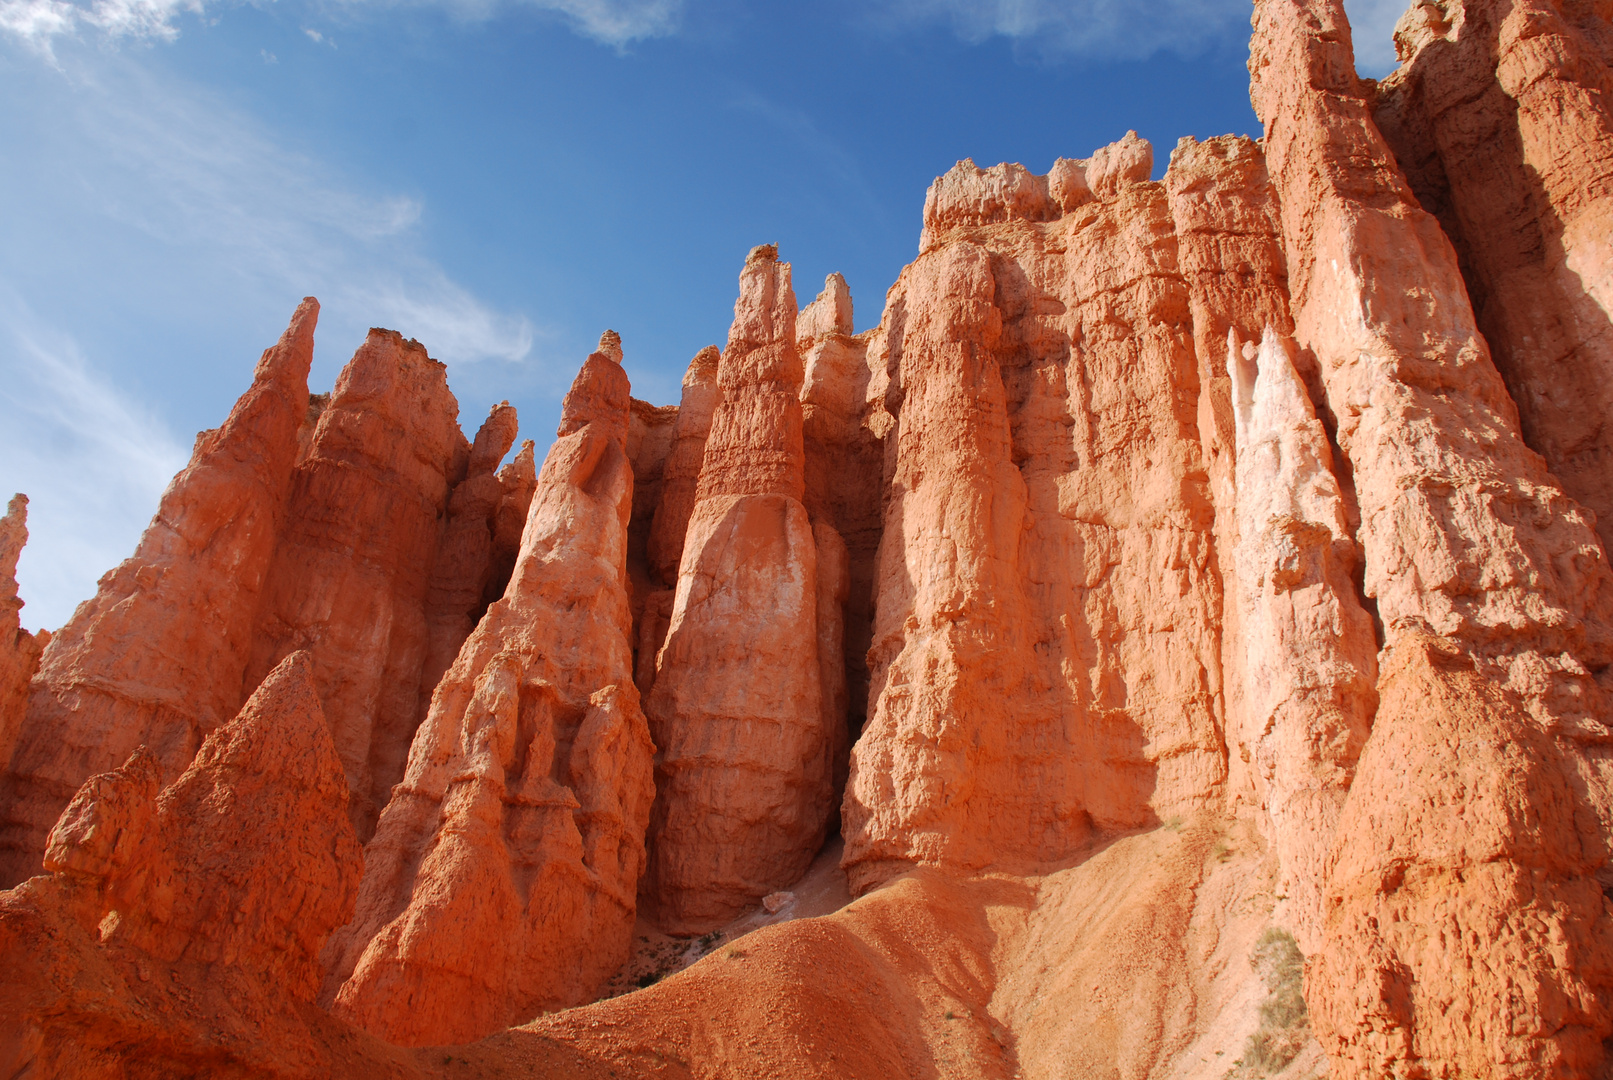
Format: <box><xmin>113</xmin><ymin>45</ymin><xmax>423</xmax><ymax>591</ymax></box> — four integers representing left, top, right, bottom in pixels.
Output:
<box><xmin>1225</xmin><ymin>928</ymin><xmax>1309</xmax><ymax>1079</ymax></box>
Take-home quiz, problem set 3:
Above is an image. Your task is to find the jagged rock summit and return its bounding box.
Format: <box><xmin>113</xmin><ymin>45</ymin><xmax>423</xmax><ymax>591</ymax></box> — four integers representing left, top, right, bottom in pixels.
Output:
<box><xmin>6</xmin><ymin>2</ymin><xmax>1613</xmax><ymax>1077</ymax></box>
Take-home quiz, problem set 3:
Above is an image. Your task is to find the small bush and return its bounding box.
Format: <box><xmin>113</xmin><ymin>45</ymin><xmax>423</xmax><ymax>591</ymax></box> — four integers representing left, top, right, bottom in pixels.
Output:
<box><xmin>1228</xmin><ymin>928</ymin><xmax>1309</xmax><ymax>1078</ymax></box>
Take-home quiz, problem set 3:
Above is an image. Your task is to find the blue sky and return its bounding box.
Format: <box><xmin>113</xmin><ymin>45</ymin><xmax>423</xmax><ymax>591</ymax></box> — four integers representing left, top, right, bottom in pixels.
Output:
<box><xmin>0</xmin><ymin>0</ymin><xmax>1407</xmax><ymax>631</ymax></box>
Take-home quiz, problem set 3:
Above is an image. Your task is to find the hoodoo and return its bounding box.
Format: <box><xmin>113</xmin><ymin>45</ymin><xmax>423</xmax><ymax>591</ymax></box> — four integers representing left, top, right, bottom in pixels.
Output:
<box><xmin>643</xmin><ymin>245</ymin><xmax>838</xmax><ymax>932</ymax></box>
<box><xmin>6</xmin><ymin>2</ymin><xmax>1613</xmax><ymax>1077</ymax></box>
<box><xmin>324</xmin><ymin>332</ymin><xmax>654</xmax><ymax>1047</ymax></box>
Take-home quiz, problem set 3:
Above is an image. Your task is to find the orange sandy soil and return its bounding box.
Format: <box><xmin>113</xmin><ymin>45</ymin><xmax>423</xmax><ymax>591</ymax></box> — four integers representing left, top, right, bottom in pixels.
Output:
<box><xmin>405</xmin><ymin>819</ymin><xmax>1327</xmax><ymax>1080</ymax></box>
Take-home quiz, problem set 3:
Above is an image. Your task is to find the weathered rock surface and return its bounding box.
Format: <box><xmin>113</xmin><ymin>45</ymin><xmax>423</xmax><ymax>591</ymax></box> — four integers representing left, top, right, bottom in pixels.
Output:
<box><xmin>0</xmin><ymin>651</ymin><xmax>370</xmax><ymax>1078</ymax></box>
<box><xmin>644</xmin><ymin>245</ymin><xmax>834</xmax><ymax>933</ymax></box>
<box><xmin>1376</xmin><ymin>0</ymin><xmax>1613</xmax><ymax>557</ymax></box>
<box><xmin>798</xmin><ymin>274</ymin><xmax>883</xmax><ymax>754</ymax></box>
<box><xmin>245</xmin><ymin>329</ymin><xmax>470</xmax><ymax>840</ymax></box>
<box><xmin>645</xmin><ymin>346</ymin><xmax>721</xmax><ymax>589</ymax></box>
<box><xmin>0</xmin><ymin>497</ymin><xmax>43</xmax><ymax>778</ymax></box>
<box><xmin>326</xmin><ymin>334</ymin><xmax>655</xmax><ymax>1047</ymax></box>
<box><xmin>1164</xmin><ymin>133</ymin><xmax>1307</xmax><ymax>825</ymax></box>
<box><xmin>1252</xmin><ymin>0</ymin><xmax>1613</xmax><ymax>1071</ymax></box>
<box><xmin>844</xmin><ymin>140</ymin><xmax>1227</xmax><ymax>893</ymax></box>
<box><xmin>415</xmin><ymin>402</ymin><xmax>523</xmax><ymax>784</ymax></box>
<box><xmin>1229</xmin><ymin>327</ymin><xmax>1377</xmax><ymax>950</ymax></box>
<box><xmin>0</xmin><ymin>299</ymin><xmax>318</xmax><ymax>889</ymax></box>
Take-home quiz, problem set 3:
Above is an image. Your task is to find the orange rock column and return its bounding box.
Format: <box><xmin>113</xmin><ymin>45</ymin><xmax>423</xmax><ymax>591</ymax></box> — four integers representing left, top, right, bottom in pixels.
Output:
<box><xmin>1253</xmin><ymin>1</ymin><xmax>1613</xmax><ymax>1073</ymax></box>
<box><xmin>841</xmin><ymin>236</ymin><xmax>1055</xmax><ymax>893</ymax></box>
<box><xmin>325</xmin><ymin>332</ymin><xmax>654</xmax><ymax>1046</ymax></box>
<box><xmin>0</xmin><ymin>497</ymin><xmax>43</xmax><ymax>781</ymax></box>
<box><xmin>643</xmin><ymin>245</ymin><xmax>832</xmax><ymax>933</ymax></box>
<box><xmin>0</xmin><ymin>299</ymin><xmax>318</xmax><ymax>888</ymax></box>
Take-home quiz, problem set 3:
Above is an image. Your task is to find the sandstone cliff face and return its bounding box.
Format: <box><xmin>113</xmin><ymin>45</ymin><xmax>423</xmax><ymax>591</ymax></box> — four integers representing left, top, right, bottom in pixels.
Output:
<box><xmin>0</xmin><ymin>497</ymin><xmax>43</xmax><ymax>779</ymax></box>
<box><xmin>0</xmin><ymin>651</ymin><xmax>368</xmax><ymax>1079</ymax></box>
<box><xmin>844</xmin><ymin>144</ymin><xmax>1228</xmax><ymax>893</ymax></box>
<box><xmin>644</xmin><ymin>245</ymin><xmax>836</xmax><ymax>933</ymax></box>
<box><xmin>9</xmin><ymin>6</ymin><xmax>1613</xmax><ymax>1075</ymax></box>
<box><xmin>1376</xmin><ymin>0</ymin><xmax>1613</xmax><ymax>557</ymax></box>
<box><xmin>325</xmin><ymin>334</ymin><xmax>655</xmax><ymax>1047</ymax></box>
<box><xmin>1252</xmin><ymin>0</ymin><xmax>1613</xmax><ymax>1071</ymax></box>
<box><xmin>0</xmin><ymin>299</ymin><xmax>318</xmax><ymax>889</ymax></box>
<box><xmin>246</xmin><ymin>329</ymin><xmax>470</xmax><ymax>840</ymax></box>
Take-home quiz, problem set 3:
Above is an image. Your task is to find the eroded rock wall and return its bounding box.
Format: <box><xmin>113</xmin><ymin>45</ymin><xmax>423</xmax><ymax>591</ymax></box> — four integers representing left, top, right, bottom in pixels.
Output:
<box><xmin>1252</xmin><ymin>0</ymin><xmax>1613</xmax><ymax>1072</ymax></box>
<box><xmin>843</xmin><ymin>145</ymin><xmax>1230</xmax><ymax>893</ymax></box>
<box><xmin>798</xmin><ymin>274</ymin><xmax>884</xmax><ymax>761</ymax></box>
<box><xmin>325</xmin><ymin>334</ymin><xmax>654</xmax><ymax>1047</ymax></box>
<box><xmin>0</xmin><ymin>299</ymin><xmax>318</xmax><ymax>889</ymax></box>
<box><xmin>0</xmin><ymin>651</ymin><xmax>367</xmax><ymax>1078</ymax></box>
<box><xmin>1376</xmin><ymin>0</ymin><xmax>1613</xmax><ymax>557</ymax></box>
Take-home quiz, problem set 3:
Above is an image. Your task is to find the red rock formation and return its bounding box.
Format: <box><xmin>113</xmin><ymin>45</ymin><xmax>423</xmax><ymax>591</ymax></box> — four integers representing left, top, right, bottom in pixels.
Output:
<box><xmin>1375</xmin><ymin>0</ymin><xmax>1613</xmax><ymax>556</ymax></box>
<box><xmin>624</xmin><ymin>394</ymin><xmax>678</xmax><ymax>689</ymax></box>
<box><xmin>245</xmin><ymin>329</ymin><xmax>470</xmax><ymax>840</ymax></box>
<box><xmin>0</xmin><ymin>299</ymin><xmax>318</xmax><ymax>889</ymax></box>
<box><xmin>326</xmin><ymin>333</ymin><xmax>655</xmax><ymax>1047</ymax></box>
<box><xmin>0</xmin><ymin>651</ymin><xmax>368</xmax><ymax>1077</ymax></box>
<box><xmin>644</xmin><ymin>245</ymin><xmax>835</xmax><ymax>933</ymax></box>
<box><xmin>798</xmin><ymin>274</ymin><xmax>884</xmax><ymax>754</ymax></box>
<box><xmin>1228</xmin><ymin>328</ymin><xmax>1377</xmax><ymax>950</ymax></box>
<box><xmin>0</xmin><ymin>497</ymin><xmax>43</xmax><ymax>778</ymax></box>
<box><xmin>415</xmin><ymin>402</ymin><xmax>522</xmax><ymax>793</ymax></box>
<box><xmin>1164</xmin><ymin>135</ymin><xmax>1377</xmax><ymax>949</ymax></box>
<box><xmin>844</xmin><ymin>141</ymin><xmax>1227</xmax><ymax>893</ymax></box>
<box><xmin>637</xmin><ymin>346</ymin><xmax>720</xmax><ymax>703</ymax></box>
<box><xmin>645</xmin><ymin>346</ymin><xmax>721</xmax><ymax>588</ymax></box>
<box><xmin>1252</xmin><ymin>0</ymin><xmax>1613</xmax><ymax>1071</ymax></box>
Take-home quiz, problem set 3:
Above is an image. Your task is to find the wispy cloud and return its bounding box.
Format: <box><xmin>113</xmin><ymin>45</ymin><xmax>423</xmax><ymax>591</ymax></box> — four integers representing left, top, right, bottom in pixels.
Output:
<box><xmin>859</xmin><ymin>0</ymin><xmax>1252</xmax><ymax>60</ymax></box>
<box><xmin>0</xmin><ymin>293</ymin><xmax>189</xmax><ymax>633</ymax></box>
<box><xmin>48</xmin><ymin>53</ymin><xmax>534</xmax><ymax>364</ymax></box>
<box><xmin>0</xmin><ymin>0</ymin><xmax>682</xmax><ymax>50</ymax></box>
<box><xmin>0</xmin><ymin>47</ymin><xmax>538</xmax><ymax>624</ymax></box>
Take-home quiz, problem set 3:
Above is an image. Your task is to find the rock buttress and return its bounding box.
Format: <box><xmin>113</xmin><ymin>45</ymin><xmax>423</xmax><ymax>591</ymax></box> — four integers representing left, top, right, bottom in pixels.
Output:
<box><xmin>325</xmin><ymin>334</ymin><xmax>654</xmax><ymax>1047</ymax></box>
<box><xmin>844</xmin><ymin>145</ymin><xmax>1228</xmax><ymax>893</ymax></box>
<box><xmin>0</xmin><ymin>299</ymin><xmax>317</xmax><ymax>888</ymax></box>
<box><xmin>0</xmin><ymin>651</ymin><xmax>367</xmax><ymax>1078</ymax></box>
<box><xmin>1253</xmin><ymin>1</ymin><xmax>1613</xmax><ymax>1072</ymax></box>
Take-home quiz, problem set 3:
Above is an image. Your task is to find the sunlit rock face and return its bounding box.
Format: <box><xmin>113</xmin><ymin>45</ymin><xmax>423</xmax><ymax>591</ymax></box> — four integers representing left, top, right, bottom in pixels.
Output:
<box><xmin>6</xmin><ymin>3</ymin><xmax>1613</xmax><ymax>1075</ymax></box>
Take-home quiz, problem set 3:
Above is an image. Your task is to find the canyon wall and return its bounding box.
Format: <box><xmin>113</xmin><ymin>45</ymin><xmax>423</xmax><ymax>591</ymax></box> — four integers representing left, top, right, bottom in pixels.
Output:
<box><xmin>843</xmin><ymin>138</ymin><xmax>1228</xmax><ymax>893</ymax></box>
<box><xmin>1375</xmin><ymin>0</ymin><xmax>1613</xmax><ymax>557</ymax></box>
<box><xmin>5</xmin><ymin>3</ymin><xmax>1613</xmax><ymax>1077</ymax></box>
<box><xmin>1252</xmin><ymin>0</ymin><xmax>1613</xmax><ymax>1073</ymax></box>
